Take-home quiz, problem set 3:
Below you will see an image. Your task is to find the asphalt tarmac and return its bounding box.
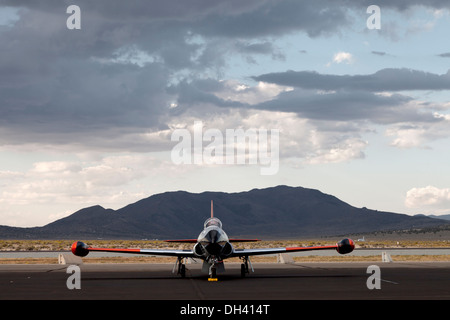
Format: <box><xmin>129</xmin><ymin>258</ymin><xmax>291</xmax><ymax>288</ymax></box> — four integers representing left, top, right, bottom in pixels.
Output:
<box><xmin>1</xmin><ymin>262</ymin><xmax>448</xmax><ymax>317</ymax></box>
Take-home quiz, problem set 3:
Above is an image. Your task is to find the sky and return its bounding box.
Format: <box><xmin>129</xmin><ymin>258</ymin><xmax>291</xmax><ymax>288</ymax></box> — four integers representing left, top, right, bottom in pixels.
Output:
<box><xmin>0</xmin><ymin>1</ymin><xmax>450</xmax><ymax>227</ymax></box>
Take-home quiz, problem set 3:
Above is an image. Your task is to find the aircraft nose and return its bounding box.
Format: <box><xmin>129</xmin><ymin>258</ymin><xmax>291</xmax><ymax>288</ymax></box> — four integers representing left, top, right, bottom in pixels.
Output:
<box><xmin>204</xmin><ymin>229</ymin><xmax>222</xmax><ymax>255</ymax></box>
<box><xmin>207</xmin><ymin>230</ymin><xmax>219</xmax><ymax>243</ymax></box>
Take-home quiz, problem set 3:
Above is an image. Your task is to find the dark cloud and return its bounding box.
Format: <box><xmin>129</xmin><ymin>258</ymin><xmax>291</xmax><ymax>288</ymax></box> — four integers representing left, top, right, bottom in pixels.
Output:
<box><xmin>1</xmin><ymin>0</ymin><xmax>338</xmax><ymax>147</ymax></box>
<box><xmin>252</xmin><ymin>89</ymin><xmax>440</xmax><ymax>125</ymax></box>
<box><xmin>1</xmin><ymin>0</ymin><xmax>449</xmax><ymax>149</ymax></box>
<box><xmin>253</xmin><ymin>69</ymin><xmax>450</xmax><ymax>92</ymax></box>
<box><xmin>235</xmin><ymin>41</ymin><xmax>276</xmax><ymax>55</ymax></box>
<box><xmin>249</xmin><ymin>68</ymin><xmax>450</xmax><ymax>125</ymax></box>
<box><xmin>354</xmin><ymin>0</ymin><xmax>450</xmax><ymax>11</ymax></box>
<box><xmin>169</xmin><ymin>78</ymin><xmax>246</xmax><ymax>110</ymax></box>
<box><xmin>0</xmin><ymin>60</ymin><xmax>172</xmax><ymax>145</ymax></box>
<box><xmin>190</xmin><ymin>0</ymin><xmax>351</xmax><ymax>39</ymax></box>
<box><xmin>167</xmin><ymin>76</ymin><xmax>443</xmax><ymax>126</ymax></box>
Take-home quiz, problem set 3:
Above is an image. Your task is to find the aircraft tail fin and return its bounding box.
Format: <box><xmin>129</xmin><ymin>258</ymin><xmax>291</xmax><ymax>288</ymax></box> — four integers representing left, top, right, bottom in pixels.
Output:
<box><xmin>211</xmin><ymin>200</ymin><xmax>214</xmax><ymax>218</ymax></box>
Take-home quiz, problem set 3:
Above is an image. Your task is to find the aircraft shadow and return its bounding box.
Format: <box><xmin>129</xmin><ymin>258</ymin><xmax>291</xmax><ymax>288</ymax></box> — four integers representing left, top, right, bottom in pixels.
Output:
<box><xmin>79</xmin><ymin>264</ymin><xmax>363</xmax><ymax>282</ymax></box>
<box><xmin>186</xmin><ymin>269</ymin><xmax>362</xmax><ymax>281</ymax></box>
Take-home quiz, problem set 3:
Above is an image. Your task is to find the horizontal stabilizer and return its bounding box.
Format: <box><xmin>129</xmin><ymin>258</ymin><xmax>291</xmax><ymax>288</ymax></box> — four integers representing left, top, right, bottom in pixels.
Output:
<box><xmin>165</xmin><ymin>238</ymin><xmax>260</xmax><ymax>243</ymax></box>
<box><xmin>229</xmin><ymin>239</ymin><xmax>261</xmax><ymax>242</ymax></box>
<box><xmin>165</xmin><ymin>239</ymin><xmax>198</xmax><ymax>243</ymax></box>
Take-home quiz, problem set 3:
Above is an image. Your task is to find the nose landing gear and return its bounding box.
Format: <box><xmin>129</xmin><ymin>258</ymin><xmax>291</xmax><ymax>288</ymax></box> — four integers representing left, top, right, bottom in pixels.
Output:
<box><xmin>208</xmin><ymin>257</ymin><xmax>221</xmax><ymax>281</ymax></box>
<box><xmin>208</xmin><ymin>265</ymin><xmax>218</xmax><ymax>281</ymax></box>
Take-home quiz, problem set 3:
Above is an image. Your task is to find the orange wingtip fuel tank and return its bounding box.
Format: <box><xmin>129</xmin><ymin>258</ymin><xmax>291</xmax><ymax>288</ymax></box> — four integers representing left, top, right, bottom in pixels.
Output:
<box><xmin>336</xmin><ymin>238</ymin><xmax>355</xmax><ymax>254</ymax></box>
<box><xmin>71</xmin><ymin>241</ymin><xmax>90</xmax><ymax>257</ymax></box>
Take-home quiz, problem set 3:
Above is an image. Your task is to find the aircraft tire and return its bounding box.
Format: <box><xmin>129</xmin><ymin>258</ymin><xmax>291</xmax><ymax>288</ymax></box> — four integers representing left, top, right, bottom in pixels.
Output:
<box><xmin>241</xmin><ymin>264</ymin><xmax>246</xmax><ymax>277</ymax></box>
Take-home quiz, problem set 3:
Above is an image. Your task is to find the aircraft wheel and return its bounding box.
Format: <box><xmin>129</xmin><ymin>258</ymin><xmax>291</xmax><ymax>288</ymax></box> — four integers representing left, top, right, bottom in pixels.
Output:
<box><xmin>240</xmin><ymin>264</ymin><xmax>246</xmax><ymax>277</ymax></box>
<box><xmin>180</xmin><ymin>264</ymin><xmax>186</xmax><ymax>278</ymax></box>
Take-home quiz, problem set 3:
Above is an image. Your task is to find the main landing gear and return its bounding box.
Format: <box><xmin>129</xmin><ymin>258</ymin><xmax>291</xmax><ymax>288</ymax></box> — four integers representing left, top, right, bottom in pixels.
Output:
<box><xmin>173</xmin><ymin>257</ymin><xmax>186</xmax><ymax>278</ymax></box>
<box><xmin>240</xmin><ymin>256</ymin><xmax>253</xmax><ymax>278</ymax></box>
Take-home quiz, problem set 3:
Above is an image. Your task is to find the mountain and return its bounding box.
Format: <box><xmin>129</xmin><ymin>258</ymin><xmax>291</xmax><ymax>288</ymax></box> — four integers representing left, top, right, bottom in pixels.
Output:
<box><xmin>0</xmin><ymin>185</ymin><xmax>448</xmax><ymax>239</ymax></box>
<box><xmin>417</xmin><ymin>214</ymin><xmax>450</xmax><ymax>221</ymax></box>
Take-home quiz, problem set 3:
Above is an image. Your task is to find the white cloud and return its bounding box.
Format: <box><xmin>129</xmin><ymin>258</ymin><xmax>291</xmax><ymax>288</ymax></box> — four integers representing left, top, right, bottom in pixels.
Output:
<box><xmin>326</xmin><ymin>51</ymin><xmax>353</xmax><ymax>66</ymax></box>
<box><xmin>213</xmin><ymin>80</ymin><xmax>293</xmax><ymax>105</ymax></box>
<box><xmin>405</xmin><ymin>186</ymin><xmax>450</xmax><ymax>215</ymax></box>
<box><xmin>32</xmin><ymin>161</ymin><xmax>81</xmax><ymax>174</ymax></box>
<box><xmin>167</xmin><ymin>105</ymin><xmax>369</xmax><ymax>165</ymax></box>
<box><xmin>304</xmin><ymin>138</ymin><xmax>367</xmax><ymax>164</ymax></box>
<box><xmin>0</xmin><ymin>103</ymin><xmax>372</xmax><ymax>224</ymax></box>
<box><xmin>333</xmin><ymin>52</ymin><xmax>353</xmax><ymax>64</ymax></box>
<box><xmin>385</xmin><ymin>112</ymin><xmax>450</xmax><ymax>149</ymax></box>
<box><xmin>386</xmin><ymin>126</ymin><xmax>428</xmax><ymax>149</ymax></box>
<box><xmin>0</xmin><ymin>154</ymin><xmax>188</xmax><ymax>226</ymax></box>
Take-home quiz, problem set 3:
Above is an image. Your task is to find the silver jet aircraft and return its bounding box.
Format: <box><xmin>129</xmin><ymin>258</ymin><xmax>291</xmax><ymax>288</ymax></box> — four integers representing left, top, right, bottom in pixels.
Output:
<box><xmin>72</xmin><ymin>201</ymin><xmax>355</xmax><ymax>279</ymax></box>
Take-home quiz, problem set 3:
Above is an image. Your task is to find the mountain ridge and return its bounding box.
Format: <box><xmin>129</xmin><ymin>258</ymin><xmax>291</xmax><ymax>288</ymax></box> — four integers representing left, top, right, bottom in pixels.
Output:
<box><xmin>0</xmin><ymin>185</ymin><xmax>448</xmax><ymax>239</ymax></box>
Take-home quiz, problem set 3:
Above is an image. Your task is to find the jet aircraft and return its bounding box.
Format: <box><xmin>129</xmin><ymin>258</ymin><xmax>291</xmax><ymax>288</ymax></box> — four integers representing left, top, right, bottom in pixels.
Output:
<box><xmin>72</xmin><ymin>201</ymin><xmax>355</xmax><ymax>279</ymax></box>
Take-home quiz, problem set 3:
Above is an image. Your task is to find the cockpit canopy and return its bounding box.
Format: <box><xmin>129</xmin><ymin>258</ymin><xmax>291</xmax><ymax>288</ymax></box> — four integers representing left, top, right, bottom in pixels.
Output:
<box><xmin>204</xmin><ymin>217</ymin><xmax>222</xmax><ymax>229</ymax></box>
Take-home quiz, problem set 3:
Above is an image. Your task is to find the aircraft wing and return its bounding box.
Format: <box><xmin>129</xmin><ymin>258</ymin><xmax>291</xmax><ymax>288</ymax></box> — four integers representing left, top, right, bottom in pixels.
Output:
<box><xmin>71</xmin><ymin>241</ymin><xmax>197</xmax><ymax>258</ymax></box>
<box><xmin>231</xmin><ymin>238</ymin><xmax>355</xmax><ymax>257</ymax></box>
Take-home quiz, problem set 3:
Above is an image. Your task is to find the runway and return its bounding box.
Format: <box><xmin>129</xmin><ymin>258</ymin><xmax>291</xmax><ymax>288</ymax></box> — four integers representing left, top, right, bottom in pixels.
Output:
<box><xmin>2</xmin><ymin>262</ymin><xmax>449</xmax><ymax>301</ymax></box>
